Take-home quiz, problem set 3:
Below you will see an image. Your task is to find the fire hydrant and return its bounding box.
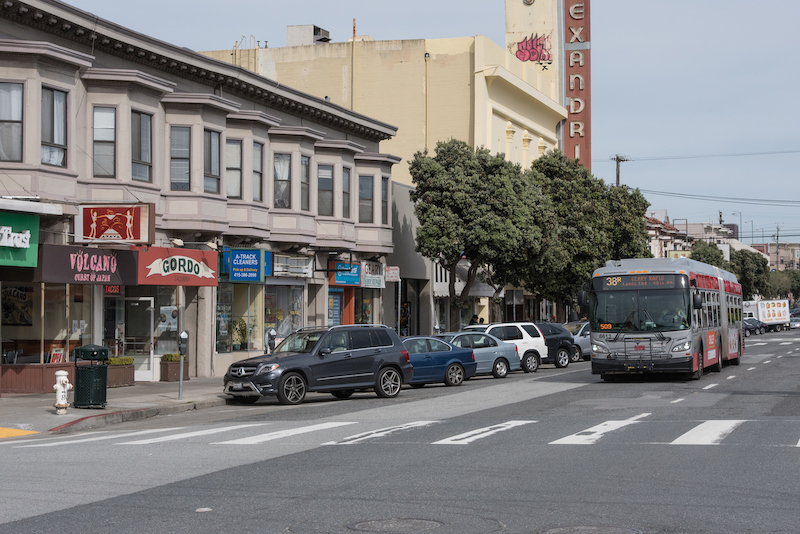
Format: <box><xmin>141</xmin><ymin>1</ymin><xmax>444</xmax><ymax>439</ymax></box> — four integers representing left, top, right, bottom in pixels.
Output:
<box><xmin>53</xmin><ymin>370</ymin><xmax>72</xmax><ymax>415</ymax></box>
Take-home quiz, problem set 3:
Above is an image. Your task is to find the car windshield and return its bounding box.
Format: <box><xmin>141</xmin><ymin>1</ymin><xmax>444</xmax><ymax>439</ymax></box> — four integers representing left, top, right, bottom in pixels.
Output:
<box><xmin>274</xmin><ymin>331</ymin><xmax>324</xmax><ymax>353</ymax></box>
<box><xmin>563</xmin><ymin>323</ymin><xmax>584</xmax><ymax>334</ymax></box>
<box><xmin>590</xmin><ymin>289</ymin><xmax>691</xmax><ymax>332</ymax></box>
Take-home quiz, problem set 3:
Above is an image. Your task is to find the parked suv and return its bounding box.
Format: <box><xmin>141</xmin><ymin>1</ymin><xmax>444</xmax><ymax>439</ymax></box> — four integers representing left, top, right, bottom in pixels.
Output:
<box><xmin>223</xmin><ymin>324</ymin><xmax>413</xmax><ymax>405</ymax></box>
<box><xmin>534</xmin><ymin>322</ymin><xmax>575</xmax><ymax>368</ymax></box>
<box><xmin>462</xmin><ymin>322</ymin><xmax>547</xmax><ymax>372</ymax></box>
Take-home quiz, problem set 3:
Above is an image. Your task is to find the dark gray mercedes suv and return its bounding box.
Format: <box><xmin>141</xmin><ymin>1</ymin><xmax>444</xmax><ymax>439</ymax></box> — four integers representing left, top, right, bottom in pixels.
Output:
<box><xmin>223</xmin><ymin>324</ymin><xmax>413</xmax><ymax>405</ymax></box>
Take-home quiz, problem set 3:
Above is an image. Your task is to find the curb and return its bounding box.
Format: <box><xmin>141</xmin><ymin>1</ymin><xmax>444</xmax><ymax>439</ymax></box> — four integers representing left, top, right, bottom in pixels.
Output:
<box><xmin>48</xmin><ymin>397</ymin><xmax>229</xmax><ymax>434</ymax></box>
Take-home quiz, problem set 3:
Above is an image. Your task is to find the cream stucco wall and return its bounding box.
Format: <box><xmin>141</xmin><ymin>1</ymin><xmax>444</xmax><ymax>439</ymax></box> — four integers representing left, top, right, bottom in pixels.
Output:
<box><xmin>201</xmin><ymin>35</ymin><xmax>566</xmax><ymax>186</ymax></box>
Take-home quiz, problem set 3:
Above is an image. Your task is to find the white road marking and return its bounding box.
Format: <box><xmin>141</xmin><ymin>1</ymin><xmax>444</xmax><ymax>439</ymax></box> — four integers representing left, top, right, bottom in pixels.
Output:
<box><xmin>670</xmin><ymin>398</ymin><xmax>684</xmax><ymax>404</ymax></box>
<box><xmin>324</xmin><ymin>421</ymin><xmax>439</xmax><ymax>445</ymax></box>
<box><xmin>16</xmin><ymin>428</ymin><xmax>185</xmax><ymax>448</ymax></box>
<box><xmin>727</xmin><ymin>375</ymin><xmax>736</xmax><ymax>380</ymax></box>
<box><xmin>433</xmin><ymin>420</ymin><xmax>534</xmax><ymax>445</ymax></box>
<box><xmin>670</xmin><ymin>420</ymin><xmax>746</xmax><ymax>445</ymax></box>
<box><xmin>0</xmin><ymin>431</ymin><xmax>109</xmax><ymax>446</ymax></box>
<box><xmin>750</xmin><ymin>342</ymin><xmax>767</xmax><ymax>346</ymax></box>
<box><xmin>747</xmin><ymin>367</ymin><xmax>757</xmax><ymax>370</ymax></box>
<box><xmin>779</xmin><ymin>342</ymin><xmax>792</xmax><ymax>345</ymax></box>
<box><xmin>213</xmin><ymin>422</ymin><xmax>356</xmax><ymax>445</ymax></box>
<box><xmin>702</xmin><ymin>384</ymin><xmax>718</xmax><ymax>390</ymax></box>
<box><xmin>764</xmin><ymin>360</ymin><xmax>772</xmax><ymax>364</ymax></box>
<box><xmin>549</xmin><ymin>413</ymin><xmax>651</xmax><ymax>445</ymax></box>
<box><xmin>118</xmin><ymin>424</ymin><xmax>266</xmax><ymax>445</ymax></box>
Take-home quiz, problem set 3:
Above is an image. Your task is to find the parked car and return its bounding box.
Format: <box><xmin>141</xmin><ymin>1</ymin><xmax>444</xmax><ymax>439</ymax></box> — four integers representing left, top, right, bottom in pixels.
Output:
<box><xmin>223</xmin><ymin>324</ymin><xmax>413</xmax><ymax>405</ymax></box>
<box><xmin>563</xmin><ymin>321</ymin><xmax>591</xmax><ymax>362</ymax></box>
<box><xmin>534</xmin><ymin>322</ymin><xmax>575</xmax><ymax>368</ymax></box>
<box><xmin>462</xmin><ymin>322</ymin><xmax>547</xmax><ymax>372</ymax></box>
<box><xmin>752</xmin><ymin>318</ymin><xmax>768</xmax><ymax>335</ymax></box>
<box><xmin>434</xmin><ymin>331</ymin><xmax>521</xmax><ymax>378</ymax></box>
<box><xmin>401</xmin><ymin>336</ymin><xmax>477</xmax><ymax>387</ymax></box>
<box><xmin>742</xmin><ymin>318</ymin><xmax>760</xmax><ymax>337</ymax></box>
<box><xmin>790</xmin><ymin>316</ymin><xmax>800</xmax><ymax>329</ymax></box>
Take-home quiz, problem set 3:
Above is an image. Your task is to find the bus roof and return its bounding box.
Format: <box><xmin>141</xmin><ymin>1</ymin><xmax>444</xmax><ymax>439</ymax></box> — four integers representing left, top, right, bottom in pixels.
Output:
<box><xmin>594</xmin><ymin>257</ymin><xmax>738</xmax><ymax>283</ymax></box>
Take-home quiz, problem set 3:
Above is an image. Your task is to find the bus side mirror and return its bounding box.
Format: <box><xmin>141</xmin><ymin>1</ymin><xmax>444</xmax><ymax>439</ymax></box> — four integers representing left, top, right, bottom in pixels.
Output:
<box><xmin>577</xmin><ymin>291</ymin><xmax>588</xmax><ymax>307</ymax></box>
<box><xmin>692</xmin><ymin>293</ymin><xmax>703</xmax><ymax>310</ymax></box>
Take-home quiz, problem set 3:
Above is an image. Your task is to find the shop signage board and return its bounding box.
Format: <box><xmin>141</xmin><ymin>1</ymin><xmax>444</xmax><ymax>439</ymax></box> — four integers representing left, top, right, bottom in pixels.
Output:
<box><xmin>329</xmin><ymin>261</ymin><xmax>361</xmax><ymax>286</ymax></box>
<box><xmin>274</xmin><ymin>254</ymin><xmax>312</xmax><ymax>278</ymax></box>
<box><xmin>38</xmin><ymin>244</ymin><xmax>138</xmax><ymax>285</ymax></box>
<box><xmin>229</xmin><ymin>249</ymin><xmax>264</xmax><ymax>282</ymax></box>
<box><xmin>136</xmin><ymin>246</ymin><xmax>218</xmax><ymax>286</ymax></box>
<box><xmin>361</xmin><ymin>261</ymin><xmax>385</xmax><ymax>288</ymax></box>
<box><xmin>0</xmin><ymin>212</ymin><xmax>40</xmax><ymax>267</ymax></box>
<box><xmin>74</xmin><ymin>203</ymin><xmax>155</xmax><ymax>245</ymax></box>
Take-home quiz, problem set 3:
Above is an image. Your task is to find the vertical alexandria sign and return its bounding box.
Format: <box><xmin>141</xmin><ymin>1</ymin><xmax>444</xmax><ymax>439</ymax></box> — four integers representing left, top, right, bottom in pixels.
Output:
<box><xmin>564</xmin><ymin>0</ymin><xmax>591</xmax><ymax>170</ymax></box>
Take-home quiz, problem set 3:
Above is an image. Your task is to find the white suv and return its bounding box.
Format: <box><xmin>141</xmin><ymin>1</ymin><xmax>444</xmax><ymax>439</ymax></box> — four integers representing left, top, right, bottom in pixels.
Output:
<box><xmin>463</xmin><ymin>322</ymin><xmax>547</xmax><ymax>372</ymax></box>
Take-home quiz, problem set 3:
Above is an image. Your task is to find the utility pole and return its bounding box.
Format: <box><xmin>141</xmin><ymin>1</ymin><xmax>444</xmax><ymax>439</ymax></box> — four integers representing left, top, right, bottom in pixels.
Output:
<box><xmin>610</xmin><ymin>154</ymin><xmax>630</xmax><ymax>186</ymax></box>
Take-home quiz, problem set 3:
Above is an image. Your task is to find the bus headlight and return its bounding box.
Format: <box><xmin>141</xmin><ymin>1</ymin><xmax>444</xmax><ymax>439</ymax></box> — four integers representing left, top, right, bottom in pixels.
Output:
<box><xmin>671</xmin><ymin>341</ymin><xmax>691</xmax><ymax>352</ymax></box>
<box><xmin>592</xmin><ymin>343</ymin><xmax>610</xmax><ymax>354</ymax></box>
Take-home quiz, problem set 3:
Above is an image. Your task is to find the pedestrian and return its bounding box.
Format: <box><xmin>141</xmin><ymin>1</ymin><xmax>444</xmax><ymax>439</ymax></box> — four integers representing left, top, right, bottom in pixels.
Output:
<box><xmin>469</xmin><ymin>314</ymin><xmax>478</xmax><ymax>325</ymax></box>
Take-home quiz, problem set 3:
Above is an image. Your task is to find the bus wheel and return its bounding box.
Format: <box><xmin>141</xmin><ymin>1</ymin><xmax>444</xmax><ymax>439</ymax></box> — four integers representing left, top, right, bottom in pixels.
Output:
<box><xmin>712</xmin><ymin>340</ymin><xmax>723</xmax><ymax>372</ymax></box>
<box><xmin>691</xmin><ymin>350</ymin><xmax>704</xmax><ymax>380</ymax></box>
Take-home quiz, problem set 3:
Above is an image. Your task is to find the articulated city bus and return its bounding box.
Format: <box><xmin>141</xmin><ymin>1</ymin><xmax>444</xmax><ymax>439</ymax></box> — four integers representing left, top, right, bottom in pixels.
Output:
<box><xmin>586</xmin><ymin>257</ymin><xmax>743</xmax><ymax>380</ymax></box>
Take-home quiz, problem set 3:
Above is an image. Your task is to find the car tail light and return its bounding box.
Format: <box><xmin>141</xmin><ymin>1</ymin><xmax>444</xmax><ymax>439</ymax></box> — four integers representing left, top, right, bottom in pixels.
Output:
<box><xmin>471</xmin><ymin>351</ymin><xmax>475</xmax><ymax>361</ymax></box>
<box><xmin>401</xmin><ymin>349</ymin><xmax>410</xmax><ymax>363</ymax></box>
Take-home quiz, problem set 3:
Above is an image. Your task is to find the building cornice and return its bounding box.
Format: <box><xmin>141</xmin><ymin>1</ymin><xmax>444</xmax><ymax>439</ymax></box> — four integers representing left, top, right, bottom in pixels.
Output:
<box><xmin>81</xmin><ymin>67</ymin><xmax>176</xmax><ymax>94</ymax></box>
<box><xmin>0</xmin><ymin>37</ymin><xmax>93</xmax><ymax>67</ymax></box>
<box><xmin>0</xmin><ymin>0</ymin><xmax>398</xmax><ymax>142</ymax></box>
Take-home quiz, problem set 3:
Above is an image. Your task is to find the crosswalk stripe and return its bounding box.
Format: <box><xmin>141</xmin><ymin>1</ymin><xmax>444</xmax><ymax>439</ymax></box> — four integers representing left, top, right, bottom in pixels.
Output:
<box><xmin>550</xmin><ymin>413</ymin><xmax>651</xmax><ymax>445</ymax></box>
<box><xmin>118</xmin><ymin>424</ymin><xmax>267</xmax><ymax>445</ymax></box>
<box><xmin>212</xmin><ymin>422</ymin><xmax>357</xmax><ymax>445</ymax></box>
<box><xmin>670</xmin><ymin>420</ymin><xmax>746</xmax><ymax>445</ymax></box>
<box><xmin>432</xmin><ymin>420</ymin><xmax>534</xmax><ymax>445</ymax></box>
<box><xmin>324</xmin><ymin>421</ymin><xmax>439</xmax><ymax>445</ymax></box>
<box><xmin>16</xmin><ymin>427</ymin><xmax>186</xmax><ymax>448</ymax></box>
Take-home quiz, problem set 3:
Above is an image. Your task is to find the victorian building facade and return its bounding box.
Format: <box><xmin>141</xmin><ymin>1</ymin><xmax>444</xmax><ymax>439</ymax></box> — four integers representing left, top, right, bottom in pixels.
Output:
<box><xmin>0</xmin><ymin>0</ymin><xmax>399</xmax><ymax>391</ymax></box>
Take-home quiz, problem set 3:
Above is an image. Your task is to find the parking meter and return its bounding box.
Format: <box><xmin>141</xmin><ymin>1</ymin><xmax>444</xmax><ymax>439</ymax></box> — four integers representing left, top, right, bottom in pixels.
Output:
<box><xmin>178</xmin><ymin>330</ymin><xmax>188</xmax><ymax>399</ymax></box>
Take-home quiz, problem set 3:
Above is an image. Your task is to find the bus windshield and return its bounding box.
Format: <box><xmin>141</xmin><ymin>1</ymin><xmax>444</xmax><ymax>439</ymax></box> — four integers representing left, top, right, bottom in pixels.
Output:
<box><xmin>590</xmin><ymin>289</ymin><xmax>691</xmax><ymax>333</ymax></box>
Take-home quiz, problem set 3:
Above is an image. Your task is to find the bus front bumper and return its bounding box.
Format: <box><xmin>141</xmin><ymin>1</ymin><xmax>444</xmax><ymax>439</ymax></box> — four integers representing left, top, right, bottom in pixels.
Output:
<box><xmin>591</xmin><ymin>355</ymin><xmax>693</xmax><ymax>375</ymax></box>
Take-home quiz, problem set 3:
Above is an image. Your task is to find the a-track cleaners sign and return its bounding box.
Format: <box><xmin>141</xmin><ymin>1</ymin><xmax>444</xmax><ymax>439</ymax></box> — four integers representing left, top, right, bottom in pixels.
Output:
<box><xmin>135</xmin><ymin>246</ymin><xmax>218</xmax><ymax>286</ymax></box>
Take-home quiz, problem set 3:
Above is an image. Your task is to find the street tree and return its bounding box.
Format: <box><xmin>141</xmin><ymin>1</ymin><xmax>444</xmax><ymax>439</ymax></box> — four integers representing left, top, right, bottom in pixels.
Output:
<box><xmin>607</xmin><ymin>185</ymin><xmax>652</xmax><ymax>260</ymax></box>
<box><xmin>409</xmin><ymin>139</ymin><xmax>553</xmax><ymax>330</ymax></box>
<box><xmin>525</xmin><ymin>150</ymin><xmax>613</xmax><ymax>319</ymax></box>
<box><xmin>729</xmin><ymin>249</ymin><xmax>770</xmax><ymax>300</ymax></box>
<box><xmin>690</xmin><ymin>240</ymin><xmax>731</xmax><ymax>271</ymax></box>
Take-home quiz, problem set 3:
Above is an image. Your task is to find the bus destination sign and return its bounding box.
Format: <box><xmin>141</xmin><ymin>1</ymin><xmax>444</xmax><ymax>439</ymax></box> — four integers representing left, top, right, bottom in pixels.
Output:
<box><xmin>596</xmin><ymin>274</ymin><xmax>684</xmax><ymax>290</ymax></box>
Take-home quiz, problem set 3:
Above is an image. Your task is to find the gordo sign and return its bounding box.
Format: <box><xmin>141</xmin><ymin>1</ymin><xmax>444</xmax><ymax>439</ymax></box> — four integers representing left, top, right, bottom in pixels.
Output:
<box><xmin>137</xmin><ymin>247</ymin><xmax>218</xmax><ymax>286</ymax></box>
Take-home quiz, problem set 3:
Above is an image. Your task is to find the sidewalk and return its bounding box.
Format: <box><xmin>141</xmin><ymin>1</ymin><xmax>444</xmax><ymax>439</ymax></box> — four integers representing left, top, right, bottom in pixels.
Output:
<box><xmin>0</xmin><ymin>377</ymin><xmax>228</xmax><ymax>438</ymax></box>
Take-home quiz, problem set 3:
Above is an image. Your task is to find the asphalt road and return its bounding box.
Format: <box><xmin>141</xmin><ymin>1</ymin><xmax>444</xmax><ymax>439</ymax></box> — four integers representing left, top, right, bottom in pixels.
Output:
<box><xmin>2</xmin><ymin>334</ymin><xmax>800</xmax><ymax>534</ymax></box>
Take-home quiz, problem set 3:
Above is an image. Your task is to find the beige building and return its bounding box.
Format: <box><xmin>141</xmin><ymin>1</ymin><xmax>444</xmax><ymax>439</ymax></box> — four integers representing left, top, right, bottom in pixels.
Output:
<box><xmin>201</xmin><ymin>13</ymin><xmax>568</xmax><ymax>332</ymax></box>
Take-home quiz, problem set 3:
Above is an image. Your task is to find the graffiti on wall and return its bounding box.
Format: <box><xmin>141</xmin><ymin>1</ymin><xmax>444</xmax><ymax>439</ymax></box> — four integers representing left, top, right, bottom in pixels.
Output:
<box><xmin>515</xmin><ymin>33</ymin><xmax>552</xmax><ymax>67</ymax></box>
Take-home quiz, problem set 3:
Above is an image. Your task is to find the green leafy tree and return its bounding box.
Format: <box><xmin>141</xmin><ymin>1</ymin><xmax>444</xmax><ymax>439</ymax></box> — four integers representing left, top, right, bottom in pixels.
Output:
<box><xmin>729</xmin><ymin>249</ymin><xmax>770</xmax><ymax>300</ymax></box>
<box><xmin>525</xmin><ymin>150</ymin><xmax>612</xmax><ymax>318</ymax></box>
<box><xmin>690</xmin><ymin>240</ymin><xmax>731</xmax><ymax>271</ymax></box>
<box><xmin>409</xmin><ymin>139</ymin><xmax>552</xmax><ymax>330</ymax></box>
<box><xmin>607</xmin><ymin>186</ymin><xmax>652</xmax><ymax>259</ymax></box>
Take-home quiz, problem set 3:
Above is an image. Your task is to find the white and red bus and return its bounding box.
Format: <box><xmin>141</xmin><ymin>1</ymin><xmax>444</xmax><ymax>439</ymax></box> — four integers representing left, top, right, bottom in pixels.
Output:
<box><xmin>585</xmin><ymin>257</ymin><xmax>743</xmax><ymax>380</ymax></box>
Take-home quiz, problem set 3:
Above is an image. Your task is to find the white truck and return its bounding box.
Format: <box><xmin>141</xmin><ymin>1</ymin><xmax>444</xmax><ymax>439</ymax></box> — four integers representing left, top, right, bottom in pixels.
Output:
<box><xmin>743</xmin><ymin>299</ymin><xmax>791</xmax><ymax>332</ymax></box>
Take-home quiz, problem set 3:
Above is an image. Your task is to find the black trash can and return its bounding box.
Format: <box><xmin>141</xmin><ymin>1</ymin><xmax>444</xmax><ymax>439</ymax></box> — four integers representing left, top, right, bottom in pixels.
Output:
<box><xmin>73</xmin><ymin>344</ymin><xmax>109</xmax><ymax>408</ymax></box>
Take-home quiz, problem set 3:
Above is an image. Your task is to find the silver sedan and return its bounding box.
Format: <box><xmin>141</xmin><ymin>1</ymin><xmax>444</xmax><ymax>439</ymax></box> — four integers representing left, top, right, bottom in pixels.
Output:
<box><xmin>435</xmin><ymin>331</ymin><xmax>521</xmax><ymax>378</ymax></box>
<box><xmin>563</xmin><ymin>322</ymin><xmax>591</xmax><ymax>362</ymax></box>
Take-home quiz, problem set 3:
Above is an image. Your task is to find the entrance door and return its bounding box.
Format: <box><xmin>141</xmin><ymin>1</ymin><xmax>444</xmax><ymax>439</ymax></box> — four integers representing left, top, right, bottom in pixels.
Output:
<box><xmin>104</xmin><ymin>297</ymin><xmax>154</xmax><ymax>381</ymax></box>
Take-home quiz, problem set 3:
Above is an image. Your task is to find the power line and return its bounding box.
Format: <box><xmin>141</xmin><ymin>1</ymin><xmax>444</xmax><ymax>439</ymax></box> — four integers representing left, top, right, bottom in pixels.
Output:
<box><xmin>593</xmin><ymin>149</ymin><xmax>800</xmax><ymax>163</ymax></box>
<box><xmin>638</xmin><ymin>188</ymin><xmax>800</xmax><ymax>207</ymax></box>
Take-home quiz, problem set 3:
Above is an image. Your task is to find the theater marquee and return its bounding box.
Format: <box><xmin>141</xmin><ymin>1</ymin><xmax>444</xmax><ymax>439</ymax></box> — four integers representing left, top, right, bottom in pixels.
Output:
<box><xmin>74</xmin><ymin>203</ymin><xmax>155</xmax><ymax>245</ymax></box>
<box><xmin>564</xmin><ymin>0</ymin><xmax>591</xmax><ymax>170</ymax></box>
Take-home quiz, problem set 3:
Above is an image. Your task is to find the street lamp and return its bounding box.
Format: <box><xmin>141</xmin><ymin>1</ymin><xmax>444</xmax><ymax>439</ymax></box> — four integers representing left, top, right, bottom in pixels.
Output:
<box><xmin>744</xmin><ymin>220</ymin><xmax>754</xmax><ymax>245</ymax></box>
<box><xmin>732</xmin><ymin>212</ymin><xmax>743</xmax><ymax>241</ymax></box>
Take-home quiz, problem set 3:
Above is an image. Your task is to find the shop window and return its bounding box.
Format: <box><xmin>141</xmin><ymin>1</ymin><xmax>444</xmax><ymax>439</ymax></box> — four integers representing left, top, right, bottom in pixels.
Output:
<box><xmin>253</xmin><ymin>142</ymin><xmax>263</xmax><ymax>202</ymax></box>
<box><xmin>265</xmin><ymin>286</ymin><xmax>303</xmax><ymax>340</ymax></box>
<box><xmin>216</xmin><ymin>283</ymin><xmax>233</xmax><ymax>353</ymax></box>
<box><xmin>170</xmin><ymin>126</ymin><xmax>190</xmax><ymax>191</ymax></box>
<box><xmin>359</xmin><ymin>175</ymin><xmax>373</xmax><ymax>223</ymax></box>
<box><xmin>131</xmin><ymin>110</ymin><xmax>152</xmax><ymax>182</ymax></box>
<box><xmin>274</xmin><ymin>153</ymin><xmax>291</xmax><ymax>208</ymax></box>
<box><xmin>342</xmin><ymin>167</ymin><xmax>351</xmax><ymax>219</ymax></box>
<box><xmin>41</xmin><ymin>87</ymin><xmax>67</xmax><ymax>167</ymax></box>
<box><xmin>0</xmin><ymin>82</ymin><xmax>23</xmax><ymax>162</ymax></box>
<box><xmin>355</xmin><ymin>288</ymin><xmax>375</xmax><ymax>324</ymax></box>
<box><xmin>318</xmin><ymin>164</ymin><xmax>333</xmax><ymax>216</ymax></box>
<box><xmin>225</xmin><ymin>139</ymin><xmax>242</xmax><ymax>198</ymax></box>
<box><xmin>204</xmin><ymin>129</ymin><xmax>220</xmax><ymax>193</ymax></box>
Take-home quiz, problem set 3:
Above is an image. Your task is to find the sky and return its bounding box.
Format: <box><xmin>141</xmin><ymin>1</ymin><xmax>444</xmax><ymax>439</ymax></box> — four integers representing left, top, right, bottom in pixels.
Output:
<box><xmin>62</xmin><ymin>0</ymin><xmax>800</xmax><ymax>247</ymax></box>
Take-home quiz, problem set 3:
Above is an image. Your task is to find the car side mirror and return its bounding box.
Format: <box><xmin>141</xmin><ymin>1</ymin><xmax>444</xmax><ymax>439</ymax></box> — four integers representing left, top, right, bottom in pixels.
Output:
<box><xmin>693</xmin><ymin>292</ymin><xmax>703</xmax><ymax>310</ymax></box>
<box><xmin>319</xmin><ymin>347</ymin><xmax>331</xmax><ymax>357</ymax></box>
